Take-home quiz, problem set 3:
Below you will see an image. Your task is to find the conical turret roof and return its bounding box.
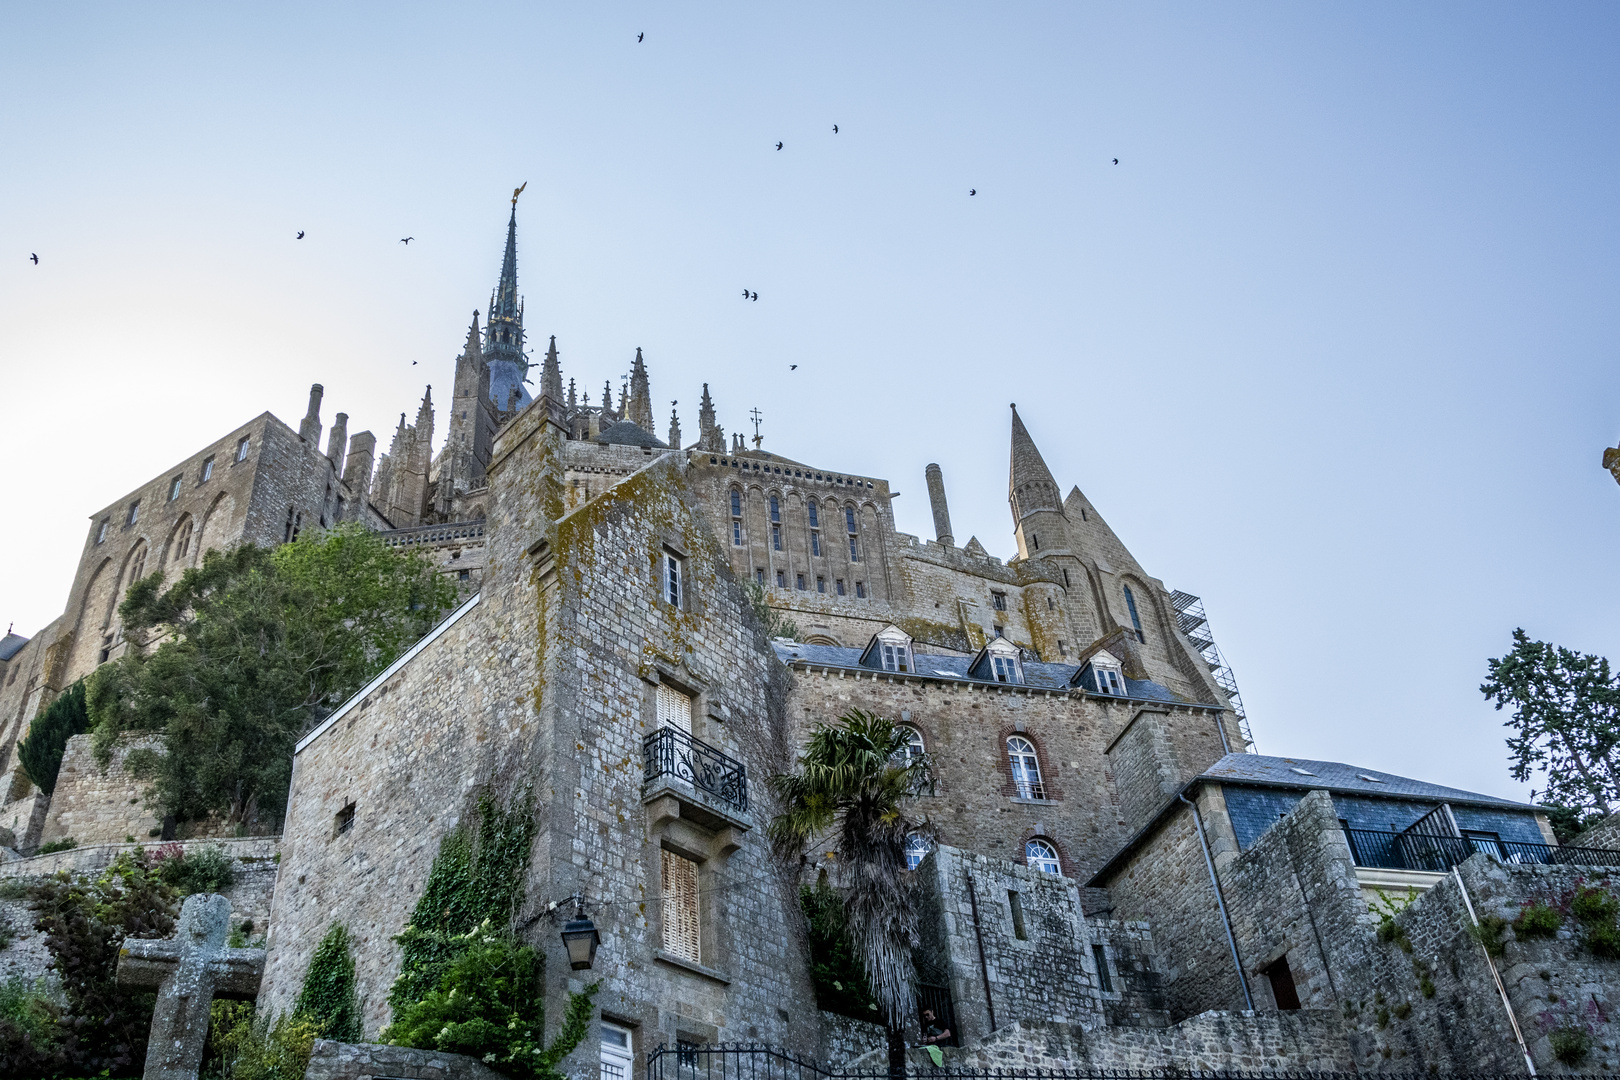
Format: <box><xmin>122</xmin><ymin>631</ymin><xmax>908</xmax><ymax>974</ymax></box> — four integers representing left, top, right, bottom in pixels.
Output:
<box><xmin>1008</xmin><ymin>404</ymin><xmax>1058</xmax><ymax>497</ymax></box>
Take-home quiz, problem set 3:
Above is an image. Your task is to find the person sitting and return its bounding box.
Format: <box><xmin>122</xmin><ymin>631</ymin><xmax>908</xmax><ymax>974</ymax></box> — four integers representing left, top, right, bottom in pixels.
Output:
<box><xmin>919</xmin><ymin>1007</ymin><xmax>952</xmax><ymax>1046</ymax></box>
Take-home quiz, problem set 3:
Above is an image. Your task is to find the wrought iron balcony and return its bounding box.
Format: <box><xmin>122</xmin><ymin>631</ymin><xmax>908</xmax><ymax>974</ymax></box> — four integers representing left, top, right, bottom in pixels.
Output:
<box><xmin>1343</xmin><ymin>828</ymin><xmax>1620</xmax><ymax>874</ymax></box>
<box><xmin>644</xmin><ymin>727</ymin><xmax>748</xmax><ymax>815</ymax></box>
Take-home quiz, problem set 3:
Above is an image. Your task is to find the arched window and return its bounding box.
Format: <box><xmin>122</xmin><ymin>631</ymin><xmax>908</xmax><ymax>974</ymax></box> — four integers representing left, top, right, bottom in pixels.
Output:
<box><xmin>905</xmin><ymin>834</ymin><xmax>934</xmax><ymax>871</ymax></box>
<box><xmin>900</xmin><ymin>725</ymin><xmax>925</xmax><ymax>763</ymax></box>
<box><xmin>1025</xmin><ymin>838</ymin><xmax>1061</xmax><ymax>875</ymax></box>
<box><xmin>769</xmin><ymin>495</ymin><xmax>780</xmax><ymax>523</ymax></box>
<box><xmin>729</xmin><ymin>489</ymin><xmax>743</xmax><ymax>546</ymax></box>
<box><xmin>1007</xmin><ymin>736</ymin><xmax>1044</xmax><ymax>800</ymax></box>
<box><xmin>1123</xmin><ymin>585</ymin><xmax>1144</xmax><ymax>643</ymax></box>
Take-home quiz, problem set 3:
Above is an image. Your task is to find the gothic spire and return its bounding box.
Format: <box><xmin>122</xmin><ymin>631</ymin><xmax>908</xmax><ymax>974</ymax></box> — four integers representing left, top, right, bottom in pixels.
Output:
<box><xmin>668</xmin><ymin>404</ymin><xmax>682</xmax><ymax>450</ymax></box>
<box><xmin>494</xmin><ymin>206</ymin><xmax>519</xmax><ymax>321</ymax></box>
<box><xmin>567</xmin><ymin>377</ymin><xmax>577</xmax><ymax>410</ymax></box>
<box><xmin>1008</xmin><ymin>404</ymin><xmax>1063</xmax><ymax>522</ymax></box>
<box><xmin>628</xmin><ymin>348</ymin><xmax>654</xmax><ymax>430</ymax></box>
<box><xmin>698</xmin><ymin>383</ymin><xmax>723</xmax><ymax>452</ymax></box>
<box><xmin>483</xmin><ymin>199</ymin><xmax>532</xmax><ymax>413</ymax></box>
<box><xmin>541</xmin><ymin>335</ymin><xmax>563</xmax><ymax>402</ymax></box>
<box><xmin>601</xmin><ymin>380</ymin><xmax>615</xmax><ymax>417</ymax></box>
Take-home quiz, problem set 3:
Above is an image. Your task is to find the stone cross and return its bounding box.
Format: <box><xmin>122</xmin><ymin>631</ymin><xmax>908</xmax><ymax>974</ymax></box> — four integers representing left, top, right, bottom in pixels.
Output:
<box><xmin>116</xmin><ymin>892</ymin><xmax>266</xmax><ymax>1080</ymax></box>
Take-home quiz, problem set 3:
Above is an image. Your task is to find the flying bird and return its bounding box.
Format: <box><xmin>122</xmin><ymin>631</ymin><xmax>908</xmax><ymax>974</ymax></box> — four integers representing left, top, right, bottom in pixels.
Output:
<box><xmin>1112</xmin><ymin>158</ymin><xmax>1119</xmax><ymax>165</ymax></box>
<box><xmin>775</xmin><ymin>141</ymin><xmax>783</xmax><ymax>151</ymax></box>
<box><xmin>969</xmin><ymin>189</ymin><xmax>976</xmax><ymax>196</ymax></box>
<box><xmin>742</xmin><ymin>288</ymin><xmax>750</xmax><ymax>298</ymax></box>
<box><xmin>401</xmin><ymin>237</ymin><xmax>414</xmax><ymax>245</ymax></box>
<box><xmin>637</xmin><ymin>32</ymin><xmax>644</xmax><ymax>42</ymax></box>
<box><xmin>751</xmin><ymin>292</ymin><xmax>758</xmax><ymax>301</ymax></box>
<box><xmin>832</xmin><ymin>124</ymin><xmax>838</xmax><ymax>134</ymax></box>
<box><xmin>296</xmin><ymin>231</ymin><xmax>305</xmax><ymax>239</ymax></box>
<box><xmin>29</xmin><ymin>253</ymin><xmax>38</xmax><ymax>264</ymax></box>
<box><xmin>412</xmin><ymin>361</ymin><xmax>418</xmax><ymax>365</ymax></box>
<box><xmin>790</xmin><ymin>365</ymin><xmax>798</xmax><ymax>370</ymax></box>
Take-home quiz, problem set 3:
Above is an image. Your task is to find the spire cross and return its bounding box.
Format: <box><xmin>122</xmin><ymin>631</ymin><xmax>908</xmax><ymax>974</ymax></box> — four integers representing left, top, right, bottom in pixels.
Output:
<box><xmin>749</xmin><ymin>407</ymin><xmax>764</xmax><ymax>448</ymax></box>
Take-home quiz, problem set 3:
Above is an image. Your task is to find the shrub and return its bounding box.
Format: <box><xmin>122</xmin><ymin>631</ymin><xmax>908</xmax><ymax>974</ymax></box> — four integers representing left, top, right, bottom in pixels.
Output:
<box><xmin>1514</xmin><ymin>900</ymin><xmax>1562</xmax><ymax>938</ymax></box>
<box><xmin>1469</xmin><ymin>915</ymin><xmax>1508</xmax><ymax>958</ymax></box>
<box><xmin>16</xmin><ymin>680</ymin><xmax>88</xmax><ymax>795</ymax></box>
<box><xmin>383</xmin><ymin>928</ymin><xmax>597</xmax><ymax>1080</ymax></box>
<box><xmin>37</xmin><ymin>837</ymin><xmax>77</xmax><ymax>855</ymax></box>
<box><xmin>1550</xmin><ymin>1023</ymin><xmax>1592</xmax><ymax>1065</ymax></box>
<box><xmin>155</xmin><ymin>843</ymin><xmax>235</xmax><ymax>894</ymax></box>
<box><xmin>1587</xmin><ymin>920</ymin><xmax>1620</xmax><ymax>959</ymax></box>
<box><xmin>294</xmin><ymin>923</ymin><xmax>362</xmax><ymax>1043</ymax></box>
<box><xmin>208</xmin><ymin>1004</ymin><xmax>319</xmax><ymax>1080</ymax></box>
<box><xmin>0</xmin><ymin>975</ymin><xmax>64</xmax><ymax>1074</ymax></box>
<box><xmin>1572</xmin><ymin>884</ymin><xmax>1619</xmax><ymax>926</ymax></box>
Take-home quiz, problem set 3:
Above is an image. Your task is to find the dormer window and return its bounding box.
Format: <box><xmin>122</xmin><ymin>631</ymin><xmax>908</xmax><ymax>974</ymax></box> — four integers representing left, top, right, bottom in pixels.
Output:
<box><xmin>1074</xmin><ymin>649</ymin><xmax>1126</xmax><ymax>696</ymax></box>
<box><xmin>862</xmin><ymin>626</ymin><xmax>914</xmax><ymax>673</ymax></box>
<box><xmin>969</xmin><ymin>637</ymin><xmax>1023</xmax><ymax>684</ymax></box>
<box><xmin>993</xmin><ymin>656</ymin><xmax>1019</xmax><ymax>683</ymax></box>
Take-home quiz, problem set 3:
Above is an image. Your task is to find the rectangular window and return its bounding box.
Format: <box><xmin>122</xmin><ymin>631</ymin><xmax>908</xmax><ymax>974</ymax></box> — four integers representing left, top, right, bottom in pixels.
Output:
<box><xmin>836</xmin><ymin>579</ymin><xmax>846</xmax><ymax>596</ymax></box>
<box><xmin>656</xmin><ymin>683</ymin><xmax>693</xmax><ymax>734</ymax></box>
<box><xmin>993</xmin><ymin>656</ymin><xmax>1019</xmax><ymax>683</ymax></box>
<box><xmin>776</xmin><ymin>570</ymin><xmax>786</xmax><ymax>588</ymax></box>
<box><xmin>849</xmin><ymin>536</ymin><xmax>859</xmax><ymax>560</ymax></box>
<box><xmin>732</xmin><ymin>520</ymin><xmax>742</xmax><ymax>546</ymax></box>
<box><xmin>1057</xmin><ymin>640</ymin><xmax>1066</xmax><ymax>656</ymax></box>
<box><xmin>201</xmin><ymin>456</ymin><xmax>215</xmax><ymax>482</ymax></box>
<box><xmin>772</xmin><ymin>524</ymin><xmax>781</xmax><ymax>550</ymax></box>
<box><xmin>993</xmin><ymin>624</ymin><xmax>1004</xmax><ymax>638</ymax></box>
<box><xmin>811</xmin><ymin>531</ymin><xmax>821</xmax><ymax>556</ymax></box>
<box><xmin>168</xmin><ymin>476</ymin><xmax>182</xmax><ymax>501</ymax></box>
<box><xmin>796</xmin><ymin>574</ymin><xmax>806</xmax><ymax>590</ymax></box>
<box><xmin>458</xmin><ymin>569</ymin><xmax>470</xmax><ymax>581</ymax></box>
<box><xmin>808</xmin><ymin>504</ymin><xmax>819</xmax><ymax>528</ymax></box>
<box><xmin>844</xmin><ymin>506</ymin><xmax>856</xmax><ymax>532</ymax></box>
<box><xmin>334</xmin><ymin>802</ymin><xmax>356</xmax><ymax>837</ymax></box>
<box><xmin>235</xmin><ymin>436</ymin><xmax>251</xmax><ymax>462</ymax></box>
<box><xmin>1092</xmin><ymin>944</ymin><xmax>1113</xmax><ymax>992</ymax></box>
<box><xmin>126</xmin><ymin>500</ymin><xmax>140</xmax><ymax>526</ymax></box>
<box><xmin>96</xmin><ymin>520</ymin><xmax>108</xmax><ymax>544</ymax></box>
<box><xmin>756</xmin><ymin>568</ymin><xmax>765</xmax><ymax>585</ymax></box>
<box><xmin>992</xmin><ymin>591</ymin><xmax>1007</xmax><ymax>611</ymax></box>
<box><xmin>881</xmin><ymin>642</ymin><xmax>909</xmax><ymax>673</ymax></box>
<box><xmin>663</xmin><ymin>551</ymin><xmax>683</xmax><ymax>608</ymax></box>
<box><xmin>816</xmin><ymin>577</ymin><xmax>825</xmax><ymax>593</ymax></box>
<box><xmin>661</xmin><ymin>849</ymin><xmax>702</xmax><ymax>964</ymax></box>
<box><xmin>855</xmin><ymin>581</ymin><xmax>865</xmax><ymax>599</ymax></box>
<box><xmin>731</xmin><ymin>490</ymin><xmax>742</xmax><ymax>517</ymax></box>
<box><xmin>1008</xmin><ymin>891</ymin><xmax>1027</xmax><ymax>940</ymax></box>
<box><xmin>769</xmin><ymin>495</ymin><xmax>780</xmax><ymax>523</ymax></box>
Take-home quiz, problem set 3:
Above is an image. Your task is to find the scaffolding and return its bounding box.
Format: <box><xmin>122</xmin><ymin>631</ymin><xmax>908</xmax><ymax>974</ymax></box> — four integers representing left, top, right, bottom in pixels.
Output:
<box><xmin>1168</xmin><ymin>590</ymin><xmax>1255</xmax><ymax>751</ymax></box>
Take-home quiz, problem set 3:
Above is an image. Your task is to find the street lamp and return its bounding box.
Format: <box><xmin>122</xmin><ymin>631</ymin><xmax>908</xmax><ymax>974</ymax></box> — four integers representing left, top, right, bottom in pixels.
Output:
<box><xmin>561</xmin><ymin>915</ymin><xmax>600</xmax><ymax>971</ymax></box>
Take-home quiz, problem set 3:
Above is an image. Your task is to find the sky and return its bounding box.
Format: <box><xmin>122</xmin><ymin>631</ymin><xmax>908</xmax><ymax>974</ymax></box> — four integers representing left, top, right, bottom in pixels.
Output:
<box><xmin>3</xmin><ymin>4</ymin><xmax>1619</xmax><ymax>804</ymax></box>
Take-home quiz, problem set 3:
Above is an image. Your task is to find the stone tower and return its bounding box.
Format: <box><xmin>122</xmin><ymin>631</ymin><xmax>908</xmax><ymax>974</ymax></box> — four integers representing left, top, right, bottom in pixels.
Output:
<box><xmin>441</xmin><ymin>313</ymin><xmax>497</xmax><ymax>504</ymax></box>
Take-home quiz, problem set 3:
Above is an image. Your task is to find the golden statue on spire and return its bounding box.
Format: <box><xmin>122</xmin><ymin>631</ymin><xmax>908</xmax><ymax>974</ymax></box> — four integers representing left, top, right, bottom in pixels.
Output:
<box><xmin>512</xmin><ymin>181</ymin><xmax>527</xmax><ymax>207</ymax></box>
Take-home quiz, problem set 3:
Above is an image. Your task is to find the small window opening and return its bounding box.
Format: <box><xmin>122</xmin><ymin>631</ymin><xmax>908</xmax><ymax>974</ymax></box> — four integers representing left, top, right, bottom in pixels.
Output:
<box><xmin>235</xmin><ymin>436</ymin><xmax>251</xmax><ymax>462</ymax></box>
<box><xmin>796</xmin><ymin>573</ymin><xmax>806</xmax><ymax>590</ymax></box>
<box><xmin>811</xmin><ymin>530</ymin><xmax>821</xmax><ymax>556</ymax></box>
<box><xmin>1008</xmin><ymin>890</ymin><xmax>1028</xmax><ymax>940</ymax></box>
<box><xmin>992</xmin><ymin>591</ymin><xmax>1007</xmax><ymax>611</ymax></box>
<box><xmin>808</xmin><ymin>503</ymin><xmax>819</xmax><ymax>528</ymax></box>
<box><xmin>772</xmin><ymin>524</ymin><xmax>782</xmax><ymax>550</ymax></box>
<box><xmin>458</xmin><ymin>569</ymin><xmax>470</xmax><ymax>581</ymax></box>
<box><xmin>816</xmin><ymin>576</ymin><xmax>826</xmax><ymax>593</ymax></box>
<box><xmin>663</xmin><ymin>551</ymin><xmax>683</xmax><ymax>608</ymax></box>
<box><xmin>756</xmin><ymin>568</ymin><xmax>765</xmax><ymax>584</ymax></box>
<box><xmin>1031</xmin><ymin>532</ymin><xmax>1039</xmax><ymax>550</ymax></box>
<box><xmin>1062</xmin><ymin>569</ymin><xmax>1070</xmax><ymax>587</ymax></box>
<box><xmin>201</xmin><ymin>456</ymin><xmax>215</xmax><ymax>482</ymax></box>
<box><xmin>855</xmin><ymin>581</ymin><xmax>866</xmax><ymax>599</ymax></box>
<box><xmin>1123</xmin><ymin>585</ymin><xmax>1144</xmax><ymax>643</ymax></box>
<box><xmin>168</xmin><ymin>476</ymin><xmax>182</xmax><ymax>501</ymax></box>
<box><xmin>1092</xmin><ymin>944</ymin><xmax>1112</xmax><ymax>992</ymax></box>
<box><xmin>836</xmin><ymin>579</ymin><xmax>846</xmax><ymax>596</ymax></box>
<box><xmin>335</xmin><ymin>802</ymin><xmax>356</xmax><ymax>836</ymax></box>
<box><xmin>127</xmin><ymin>501</ymin><xmax>140</xmax><ymax>526</ymax></box>
<box><xmin>769</xmin><ymin>494</ymin><xmax>780</xmax><ymax>523</ymax></box>
<box><xmin>1264</xmin><ymin>954</ymin><xmax>1302</xmax><ymax>1010</ymax></box>
<box><xmin>776</xmin><ymin>570</ymin><xmax>786</xmax><ymax>588</ymax></box>
<box><xmin>96</xmin><ymin>520</ymin><xmax>109</xmax><ymax>544</ymax></box>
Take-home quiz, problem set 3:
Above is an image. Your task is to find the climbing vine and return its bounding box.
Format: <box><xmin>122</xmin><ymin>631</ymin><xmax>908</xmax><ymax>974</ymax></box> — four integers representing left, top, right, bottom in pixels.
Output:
<box><xmin>294</xmin><ymin>922</ymin><xmax>363</xmax><ymax>1043</ymax></box>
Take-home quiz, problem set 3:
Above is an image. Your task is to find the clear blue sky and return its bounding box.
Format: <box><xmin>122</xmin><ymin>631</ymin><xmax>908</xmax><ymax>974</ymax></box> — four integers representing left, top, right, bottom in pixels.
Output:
<box><xmin>4</xmin><ymin>4</ymin><xmax>1619</xmax><ymax>803</ymax></box>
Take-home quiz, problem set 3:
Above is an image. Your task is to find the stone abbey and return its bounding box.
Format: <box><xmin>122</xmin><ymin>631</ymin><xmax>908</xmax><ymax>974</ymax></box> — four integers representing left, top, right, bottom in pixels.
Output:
<box><xmin>3</xmin><ymin>199</ymin><xmax>1619</xmax><ymax>1076</ymax></box>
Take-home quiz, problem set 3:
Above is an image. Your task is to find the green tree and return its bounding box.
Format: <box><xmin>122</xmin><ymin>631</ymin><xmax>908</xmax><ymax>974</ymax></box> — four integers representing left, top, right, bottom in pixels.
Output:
<box><xmin>86</xmin><ymin>526</ymin><xmax>456</xmax><ymax>829</ymax></box>
<box><xmin>16</xmin><ymin>679</ymin><xmax>88</xmax><ymax>794</ymax></box>
<box><xmin>768</xmin><ymin>709</ymin><xmax>931</xmax><ymax>1074</ymax></box>
<box><xmin>294</xmin><ymin>922</ymin><xmax>363</xmax><ymax>1043</ymax></box>
<box><xmin>1483</xmin><ymin>629</ymin><xmax>1620</xmax><ymax>818</ymax></box>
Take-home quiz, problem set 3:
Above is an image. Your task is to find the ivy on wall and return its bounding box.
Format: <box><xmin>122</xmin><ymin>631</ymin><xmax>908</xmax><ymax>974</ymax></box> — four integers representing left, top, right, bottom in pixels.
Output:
<box><xmin>294</xmin><ymin>922</ymin><xmax>363</xmax><ymax>1043</ymax></box>
<box><xmin>16</xmin><ymin>679</ymin><xmax>88</xmax><ymax>795</ymax></box>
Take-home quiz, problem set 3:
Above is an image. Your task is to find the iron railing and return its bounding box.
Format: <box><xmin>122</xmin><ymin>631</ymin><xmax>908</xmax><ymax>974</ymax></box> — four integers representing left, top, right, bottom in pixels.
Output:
<box><xmin>1343</xmin><ymin>828</ymin><xmax>1620</xmax><ymax>873</ymax></box>
<box><xmin>644</xmin><ymin>727</ymin><xmax>748</xmax><ymax>813</ymax></box>
<box><xmin>645</xmin><ymin>1043</ymin><xmax>1594</xmax><ymax>1080</ymax></box>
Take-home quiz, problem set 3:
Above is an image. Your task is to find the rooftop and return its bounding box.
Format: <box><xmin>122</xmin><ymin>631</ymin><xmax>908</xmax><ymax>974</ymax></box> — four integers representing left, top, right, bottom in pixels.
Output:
<box><xmin>0</xmin><ymin>633</ymin><xmax>27</xmax><ymax>662</ymax></box>
<box><xmin>1198</xmin><ymin>753</ymin><xmax>1532</xmax><ymax>809</ymax></box>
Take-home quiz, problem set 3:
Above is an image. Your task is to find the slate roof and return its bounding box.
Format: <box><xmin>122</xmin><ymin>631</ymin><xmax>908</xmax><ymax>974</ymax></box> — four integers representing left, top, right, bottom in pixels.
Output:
<box><xmin>0</xmin><ymin>633</ymin><xmax>27</xmax><ymax>662</ymax></box>
<box><xmin>596</xmin><ymin>421</ymin><xmax>667</xmax><ymax>449</ymax></box>
<box><xmin>1198</xmin><ymin>753</ymin><xmax>1533</xmax><ymax>809</ymax></box>
<box><xmin>772</xmin><ymin>642</ymin><xmax>1195</xmax><ymax>705</ymax></box>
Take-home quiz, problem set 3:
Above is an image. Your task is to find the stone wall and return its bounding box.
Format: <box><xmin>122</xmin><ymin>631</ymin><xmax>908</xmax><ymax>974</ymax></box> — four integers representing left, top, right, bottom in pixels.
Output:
<box><xmin>942</xmin><ymin>1013</ymin><xmax>1358</xmax><ymax>1072</ymax></box>
<box><xmin>914</xmin><ymin>846</ymin><xmax>1105</xmax><ymax>1045</ymax></box>
<box><xmin>260</xmin><ymin>422</ymin><xmax>819</xmax><ymax>1077</ymax></box>
<box><xmin>39</xmin><ymin>733</ymin><xmax>164</xmax><ymax>848</ymax></box>
<box><xmin>783</xmin><ymin>662</ymin><xmax>1229</xmax><ymax>885</ymax></box>
<box><xmin>304</xmin><ymin>1039</ymin><xmax>505</xmax><ymax>1080</ymax></box>
<box><xmin>1085</xmin><ymin>917</ymin><xmax>1170</xmax><ymax>1027</ymax></box>
<box><xmin>816</xmin><ymin>1011</ymin><xmax>886</xmax><ymax>1066</ymax></box>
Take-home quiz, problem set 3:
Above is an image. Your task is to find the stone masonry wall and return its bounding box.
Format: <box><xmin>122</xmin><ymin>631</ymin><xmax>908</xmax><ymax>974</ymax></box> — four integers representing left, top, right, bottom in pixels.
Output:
<box><xmin>262</xmin><ymin>411</ymin><xmax>820</xmax><ymax>1080</ymax></box>
<box><xmin>39</xmin><ymin>733</ymin><xmax>164</xmax><ymax>847</ymax></box>
<box><xmin>782</xmin><ymin>663</ymin><xmax>1231</xmax><ymax>885</ymax></box>
<box><xmin>914</xmin><ymin>846</ymin><xmax>1105</xmax><ymax>1045</ymax></box>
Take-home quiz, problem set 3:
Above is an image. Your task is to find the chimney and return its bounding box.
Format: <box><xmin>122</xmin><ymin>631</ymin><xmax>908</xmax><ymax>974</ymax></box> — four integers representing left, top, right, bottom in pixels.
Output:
<box><xmin>299</xmin><ymin>384</ymin><xmax>324</xmax><ymax>444</ymax></box>
<box><xmin>326</xmin><ymin>412</ymin><xmax>348</xmax><ymax>475</ymax></box>
<box><xmin>925</xmin><ymin>463</ymin><xmax>954</xmax><ymax>547</ymax></box>
<box><xmin>343</xmin><ymin>431</ymin><xmax>376</xmax><ymax>496</ymax></box>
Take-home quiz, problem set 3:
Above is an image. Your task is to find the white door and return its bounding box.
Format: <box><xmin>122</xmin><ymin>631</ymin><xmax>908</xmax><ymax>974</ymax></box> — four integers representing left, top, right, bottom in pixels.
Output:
<box><xmin>601</xmin><ymin>1022</ymin><xmax>633</xmax><ymax>1080</ymax></box>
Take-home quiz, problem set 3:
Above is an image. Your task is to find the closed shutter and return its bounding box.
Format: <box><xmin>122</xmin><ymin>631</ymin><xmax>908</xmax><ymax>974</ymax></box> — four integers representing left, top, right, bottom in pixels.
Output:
<box><xmin>662</xmin><ymin>849</ymin><xmax>701</xmax><ymax>964</ymax></box>
<box><xmin>656</xmin><ymin>684</ymin><xmax>692</xmax><ymax>734</ymax></box>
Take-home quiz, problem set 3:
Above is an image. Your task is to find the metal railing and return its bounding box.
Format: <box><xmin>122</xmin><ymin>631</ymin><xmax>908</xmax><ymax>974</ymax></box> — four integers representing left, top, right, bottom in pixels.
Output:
<box><xmin>644</xmin><ymin>727</ymin><xmax>748</xmax><ymax>813</ymax></box>
<box><xmin>1343</xmin><ymin>828</ymin><xmax>1620</xmax><ymax>873</ymax></box>
<box><xmin>645</xmin><ymin>1042</ymin><xmax>1588</xmax><ymax>1080</ymax></box>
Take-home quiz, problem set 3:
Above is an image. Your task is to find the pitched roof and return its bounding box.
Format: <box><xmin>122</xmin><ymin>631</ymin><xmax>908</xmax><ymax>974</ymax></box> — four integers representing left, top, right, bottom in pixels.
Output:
<box><xmin>772</xmin><ymin>641</ymin><xmax>1193</xmax><ymax>705</ymax></box>
<box><xmin>1198</xmin><ymin>753</ymin><xmax>1532</xmax><ymax>809</ymax></box>
<box><xmin>0</xmin><ymin>633</ymin><xmax>27</xmax><ymax>662</ymax></box>
<box><xmin>596</xmin><ymin>421</ymin><xmax>668</xmax><ymax>449</ymax></box>
<box><xmin>1009</xmin><ymin>405</ymin><xmax>1058</xmax><ymax>498</ymax></box>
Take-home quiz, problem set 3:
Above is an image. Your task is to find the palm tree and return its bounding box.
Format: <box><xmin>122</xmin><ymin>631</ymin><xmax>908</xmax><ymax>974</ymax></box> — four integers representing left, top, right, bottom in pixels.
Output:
<box><xmin>769</xmin><ymin>709</ymin><xmax>932</xmax><ymax>1074</ymax></box>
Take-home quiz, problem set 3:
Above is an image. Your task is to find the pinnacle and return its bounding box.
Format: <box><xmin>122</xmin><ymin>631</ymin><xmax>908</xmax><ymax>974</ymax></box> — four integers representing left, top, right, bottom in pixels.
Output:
<box><xmin>1008</xmin><ymin>404</ymin><xmax>1058</xmax><ymax>498</ymax></box>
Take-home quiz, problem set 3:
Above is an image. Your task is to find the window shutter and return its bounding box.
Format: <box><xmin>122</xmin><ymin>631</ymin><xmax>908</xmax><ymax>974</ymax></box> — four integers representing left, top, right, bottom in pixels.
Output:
<box><xmin>656</xmin><ymin>684</ymin><xmax>693</xmax><ymax>734</ymax></box>
<box><xmin>661</xmin><ymin>849</ymin><xmax>702</xmax><ymax>964</ymax></box>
